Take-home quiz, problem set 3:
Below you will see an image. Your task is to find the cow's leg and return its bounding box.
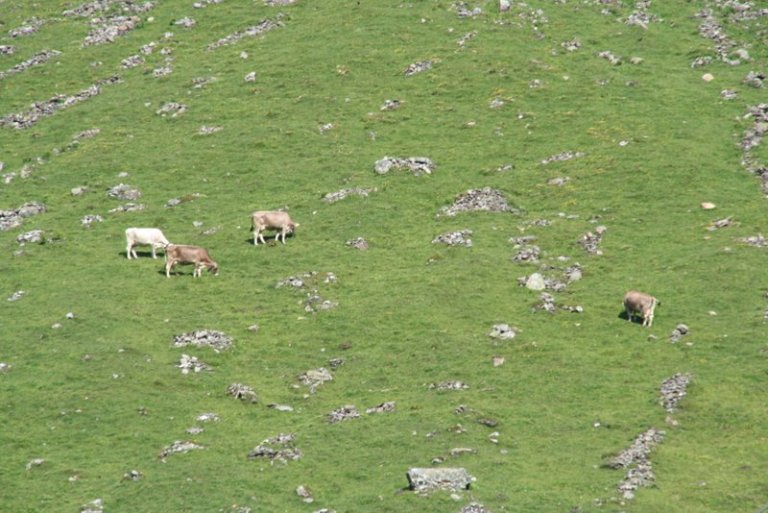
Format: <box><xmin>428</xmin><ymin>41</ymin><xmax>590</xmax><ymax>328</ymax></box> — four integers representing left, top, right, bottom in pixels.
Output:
<box><xmin>127</xmin><ymin>242</ymin><xmax>134</xmax><ymax>259</ymax></box>
<box><xmin>151</xmin><ymin>244</ymin><xmax>157</xmax><ymax>259</ymax></box>
<box><xmin>258</xmin><ymin>231</ymin><xmax>267</xmax><ymax>245</ymax></box>
<box><xmin>166</xmin><ymin>260</ymin><xmax>174</xmax><ymax>278</ymax></box>
<box><xmin>254</xmin><ymin>229</ymin><xmax>259</xmax><ymax>245</ymax></box>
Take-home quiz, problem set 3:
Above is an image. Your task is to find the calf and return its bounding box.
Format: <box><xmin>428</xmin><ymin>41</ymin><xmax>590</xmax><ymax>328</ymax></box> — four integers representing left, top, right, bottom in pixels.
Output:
<box><xmin>623</xmin><ymin>290</ymin><xmax>659</xmax><ymax>327</ymax></box>
<box><xmin>251</xmin><ymin>210</ymin><xmax>299</xmax><ymax>245</ymax></box>
<box><xmin>165</xmin><ymin>244</ymin><xmax>219</xmax><ymax>278</ymax></box>
<box><xmin>125</xmin><ymin>227</ymin><xmax>170</xmax><ymax>259</ymax></box>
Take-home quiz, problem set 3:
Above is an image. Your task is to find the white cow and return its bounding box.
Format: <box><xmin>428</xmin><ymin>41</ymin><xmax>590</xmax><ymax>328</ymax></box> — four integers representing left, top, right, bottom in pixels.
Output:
<box><xmin>125</xmin><ymin>228</ymin><xmax>171</xmax><ymax>259</ymax></box>
<box><xmin>251</xmin><ymin>210</ymin><xmax>299</xmax><ymax>245</ymax></box>
<box><xmin>623</xmin><ymin>290</ymin><xmax>659</xmax><ymax>327</ymax></box>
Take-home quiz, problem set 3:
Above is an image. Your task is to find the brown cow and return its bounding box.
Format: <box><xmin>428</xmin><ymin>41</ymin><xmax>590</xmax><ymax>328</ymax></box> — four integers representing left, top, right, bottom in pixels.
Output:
<box><xmin>165</xmin><ymin>244</ymin><xmax>219</xmax><ymax>278</ymax></box>
<box><xmin>623</xmin><ymin>290</ymin><xmax>659</xmax><ymax>327</ymax></box>
<box><xmin>251</xmin><ymin>210</ymin><xmax>299</xmax><ymax>245</ymax></box>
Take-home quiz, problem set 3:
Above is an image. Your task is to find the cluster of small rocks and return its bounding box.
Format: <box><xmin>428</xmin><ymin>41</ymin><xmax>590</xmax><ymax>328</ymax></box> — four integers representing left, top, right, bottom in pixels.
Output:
<box><xmin>9</xmin><ymin>18</ymin><xmax>44</xmax><ymax>38</ymax></box>
<box><xmin>459</xmin><ymin>503</ymin><xmax>491</xmax><ymax>513</ymax></box>
<box><xmin>80</xmin><ymin>498</ymin><xmax>104</xmax><ymax>513</ymax></box>
<box><xmin>540</xmin><ymin>150</ymin><xmax>585</xmax><ymax>165</ymax></box>
<box><xmin>608</xmin><ymin>427</ymin><xmax>665</xmax><ymax>500</ymax></box>
<box><xmin>327</xmin><ymin>404</ymin><xmax>360</xmax><ymax>423</ymax></box>
<box><xmin>374</xmin><ymin>156</ymin><xmax>435</xmax><ymax>176</ymax></box>
<box><xmin>248</xmin><ymin>433</ymin><xmax>301</xmax><ymax>463</ymax></box>
<box><xmin>517</xmin><ymin>272</ymin><xmax>566</xmax><ymax>292</ymax></box>
<box><xmin>511</xmin><ymin>243</ymin><xmax>540</xmax><ymax>263</ymax></box>
<box><xmin>0</xmin><ymin>50</ymin><xmax>61</xmax><ymax>80</ymax></box>
<box><xmin>63</xmin><ymin>0</ymin><xmax>155</xmax><ymax>17</ymax></box>
<box><xmin>16</xmin><ymin>230</ymin><xmax>45</xmax><ymax>245</ymax></box>
<box><xmin>323</xmin><ymin>187</ymin><xmax>376</xmax><ymax>203</ymax></box>
<box><xmin>561</xmin><ymin>39</ymin><xmax>581</xmax><ymax>52</ymax></box>
<box><xmin>0</xmin><ymin>202</ymin><xmax>45</xmax><ymax>231</ymax></box>
<box><xmin>440</xmin><ymin>187</ymin><xmax>516</xmax><ymax>217</ymax></box>
<box><xmin>380</xmin><ymin>98</ymin><xmax>401</xmax><ymax>110</ymax></box>
<box><xmin>345</xmin><ymin>237</ymin><xmax>369</xmax><ymax>250</ymax></box>
<box><xmin>172</xmin><ymin>329</ymin><xmax>232</xmax><ymax>352</ymax></box>
<box><xmin>695</xmin><ymin>7</ymin><xmax>750</xmax><ymax>65</ymax></box>
<box><xmin>81</xmin><ymin>214</ymin><xmax>104</xmax><ymax>227</ymax></box>
<box><xmin>707</xmin><ymin>216</ymin><xmax>733</xmax><ymax>231</ymax></box>
<box><xmin>488</xmin><ymin>323</ymin><xmax>518</xmax><ymax>340</ymax></box>
<box><xmin>669</xmin><ymin>323</ymin><xmax>689</xmax><ymax>343</ymax></box>
<box><xmin>107</xmin><ymin>183</ymin><xmax>141</xmax><ymax>200</ymax></box>
<box><xmin>404</xmin><ymin>60</ymin><xmax>434</xmax><ymax>77</ymax></box>
<box><xmin>298</xmin><ymin>367</ymin><xmax>333</xmax><ymax>394</ymax></box>
<box><xmin>578</xmin><ymin>225</ymin><xmax>607</xmax><ymax>255</ymax></box>
<box><xmin>7</xmin><ymin>290</ymin><xmax>25</xmax><ymax>302</ymax></box>
<box><xmin>533</xmin><ymin>292</ymin><xmax>557</xmax><ymax>313</ymax></box>
<box><xmin>206</xmin><ymin>16</ymin><xmax>284</xmax><ymax>51</ymax></box>
<box><xmin>159</xmin><ymin>440</ymin><xmax>205</xmax><ymax>460</ymax></box>
<box><xmin>156</xmin><ymin>102</ymin><xmax>187</xmax><ymax>117</ymax></box>
<box><xmin>660</xmin><ymin>373</ymin><xmax>692</xmax><ymax>412</ymax></box>
<box><xmin>743</xmin><ymin>70</ymin><xmax>765</xmax><ymax>88</ymax></box>
<box><xmin>407</xmin><ymin>467</ymin><xmax>474</xmax><ymax>493</ymax></box>
<box><xmin>624</xmin><ymin>0</ymin><xmax>662</xmax><ymax>29</ymax></box>
<box><xmin>0</xmin><ymin>77</ymin><xmax>120</xmax><ymax>129</ymax></box>
<box><xmin>227</xmin><ymin>383</ymin><xmax>258</xmax><ymax>403</ymax></box>
<box><xmin>597</xmin><ymin>50</ymin><xmax>622</xmax><ymax>65</ymax></box>
<box><xmin>738</xmin><ymin>233</ymin><xmax>768</xmax><ymax>247</ymax></box>
<box><xmin>165</xmin><ymin>193</ymin><xmax>202</xmax><ymax>207</ymax></box>
<box><xmin>84</xmin><ymin>15</ymin><xmax>141</xmax><ymax>46</ymax></box>
<box><xmin>265</xmin><ymin>0</ymin><xmax>298</xmax><ymax>5</ymax></box>
<box><xmin>433</xmin><ymin>229</ymin><xmax>473</xmax><ymax>247</ymax></box>
<box><xmin>193</xmin><ymin>0</ymin><xmax>224</xmax><ymax>8</ymax></box>
<box><xmin>428</xmin><ymin>380</ymin><xmax>469</xmax><ymax>391</ymax></box>
<box><xmin>177</xmin><ymin>354</ymin><xmax>210</xmax><ymax>374</ymax></box>
<box><xmin>366</xmin><ymin>401</ymin><xmax>396</xmax><ymax>414</ymax></box>
<box><xmin>0</xmin><ymin>45</ymin><xmax>15</xmax><ymax>55</ymax></box>
<box><xmin>457</xmin><ymin>31</ymin><xmax>477</xmax><ymax>48</ymax></box>
<box><xmin>451</xmin><ymin>2</ymin><xmax>483</xmax><ymax>18</ymax></box>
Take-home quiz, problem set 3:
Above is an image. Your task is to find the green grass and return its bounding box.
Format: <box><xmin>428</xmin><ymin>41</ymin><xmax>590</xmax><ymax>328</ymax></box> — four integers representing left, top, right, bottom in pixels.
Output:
<box><xmin>1</xmin><ymin>1</ymin><xmax>768</xmax><ymax>512</ymax></box>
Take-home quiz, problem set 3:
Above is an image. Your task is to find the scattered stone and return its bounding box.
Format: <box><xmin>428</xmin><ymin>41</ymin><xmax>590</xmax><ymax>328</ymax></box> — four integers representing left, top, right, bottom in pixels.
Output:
<box><xmin>0</xmin><ymin>362</ymin><xmax>10</xmax><ymax>372</ymax></box>
<box><xmin>296</xmin><ymin>485</ymin><xmax>314</xmax><ymax>503</ymax></box>
<box><xmin>560</xmin><ymin>304</ymin><xmax>584</xmax><ymax>313</ymax></box>
<box><xmin>523</xmin><ymin>272</ymin><xmax>546</xmax><ymax>291</ymax></box>
<box><xmin>366</xmin><ymin>401</ymin><xmax>396</xmax><ymax>414</ymax></box>
<box><xmin>165</xmin><ymin>193</ymin><xmax>203</xmax><ymax>207</ymax></box>
<box><xmin>597</xmin><ymin>50</ymin><xmax>622</xmax><ymax>65</ymax></box>
<box><xmin>512</xmin><ymin>244</ymin><xmax>540</xmax><ymax>263</ymax></box>
<box><xmin>744</xmin><ymin>71</ymin><xmax>765</xmax><ymax>88</ymax></box>
<box><xmin>81</xmin><ymin>214</ymin><xmax>104</xmax><ymax>227</ymax></box>
<box><xmin>533</xmin><ymin>292</ymin><xmax>557</xmax><ymax>313</ymax></box>
<box><xmin>669</xmin><ymin>324</ymin><xmax>689</xmax><ymax>343</ymax></box>
<box><xmin>16</xmin><ymin>230</ymin><xmax>44</xmax><ymax>244</ymax></box>
<box><xmin>433</xmin><ymin>229</ymin><xmax>473</xmax><ymax>247</ymax></box>
<box><xmin>721</xmin><ymin>89</ymin><xmax>737</xmax><ymax>100</ymax></box>
<box><xmin>0</xmin><ymin>50</ymin><xmax>62</xmax><ymax>81</ymax></box>
<box><xmin>268</xmin><ymin>403</ymin><xmax>294</xmax><ymax>412</ymax></box>
<box><xmin>374</xmin><ymin>156</ymin><xmax>435</xmax><ymax>176</ymax></box>
<box><xmin>156</xmin><ymin>102</ymin><xmax>187</xmax><ymax>117</ymax></box>
<box><xmin>345</xmin><ymin>237</ymin><xmax>369</xmax><ymax>250</ymax></box>
<box><xmin>561</xmin><ymin>39</ymin><xmax>581</xmax><ymax>52</ymax></box>
<box><xmin>248</xmin><ymin>433</ymin><xmax>302</xmax><ymax>463</ymax></box>
<box><xmin>660</xmin><ymin>373</ymin><xmax>692</xmax><ymax>412</ymax></box>
<box><xmin>122</xmin><ymin>470</ymin><xmax>143</xmax><ymax>481</ymax></box>
<box><xmin>265</xmin><ymin>0</ymin><xmax>297</xmax><ymax>5</ymax></box>
<box><xmin>84</xmin><ymin>16</ymin><xmax>141</xmax><ymax>46</ymax></box>
<box><xmin>564</xmin><ymin>263</ymin><xmax>583</xmax><ymax>282</ymax></box>
<box><xmin>107</xmin><ymin>183</ymin><xmax>141</xmax><ymax>200</ymax></box>
<box><xmin>159</xmin><ymin>440</ymin><xmax>204</xmax><ymax>459</ymax></box>
<box><xmin>380</xmin><ymin>99</ymin><xmax>401</xmax><ymax>110</ymax></box>
<box><xmin>407</xmin><ymin>467</ymin><xmax>474</xmax><ymax>492</ymax></box>
<box><xmin>739</xmin><ymin>233</ymin><xmax>768</xmax><ymax>247</ymax></box>
<box><xmin>206</xmin><ymin>16</ymin><xmax>284</xmax><ymax>51</ymax></box>
<box><xmin>328</xmin><ymin>405</ymin><xmax>360</xmax><ymax>423</ymax></box>
<box><xmin>26</xmin><ymin>458</ymin><xmax>45</xmax><ymax>470</ymax></box>
<box><xmin>173</xmin><ymin>329</ymin><xmax>232</xmax><ymax>352</ymax></box>
<box><xmin>547</xmin><ymin>176</ymin><xmax>569</xmax><ymax>186</ymax></box>
<box><xmin>196</xmin><ymin>412</ymin><xmax>219</xmax><ymax>422</ymax></box>
<box><xmin>540</xmin><ymin>150</ymin><xmax>585</xmax><ymax>165</ymax></box>
<box><xmin>429</xmin><ymin>380</ymin><xmax>469</xmax><ymax>391</ymax></box>
<box><xmin>244</xmin><ymin>71</ymin><xmax>257</xmax><ymax>82</ymax></box>
<box><xmin>0</xmin><ymin>202</ymin><xmax>45</xmax><ymax>230</ymax></box>
<box><xmin>492</xmin><ymin>356</ymin><xmax>505</xmax><ymax>367</ymax></box>
<box><xmin>80</xmin><ymin>498</ymin><xmax>104</xmax><ymax>513</ymax></box>
<box><xmin>404</xmin><ymin>60</ymin><xmax>434</xmax><ymax>76</ymax></box>
<box><xmin>323</xmin><ymin>187</ymin><xmax>376</xmax><ymax>203</ymax></box>
<box><xmin>174</xmin><ymin>17</ymin><xmax>196</xmax><ymax>28</ymax></box>
<box><xmin>303</xmin><ymin>292</ymin><xmax>338</xmax><ymax>313</ymax></box>
<box><xmin>700</xmin><ymin>201</ymin><xmax>716</xmax><ymax>210</ymax></box>
<box><xmin>439</xmin><ymin>187</ymin><xmax>517</xmax><ymax>217</ymax></box>
<box><xmin>8</xmin><ymin>291</ymin><xmax>28</xmax><ymax>304</ymax></box>
<box><xmin>227</xmin><ymin>383</ymin><xmax>258</xmax><ymax>403</ymax></box>
<box><xmin>9</xmin><ymin>18</ymin><xmax>44</xmax><ymax>38</ymax></box>
<box><xmin>109</xmin><ymin>203</ymin><xmax>146</xmax><ymax>213</ymax></box>
<box><xmin>193</xmin><ymin>0</ymin><xmax>224</xmax><ymax>7</ymax></box>
<box><xmin>0</xmin><ymin>45</ymin><xmax>15</xmax><ymax>55</ymax></box>
<box><xmin>702</xmin><ymin>73</ymin><xmax>714</xmax><ymax>82</ymax></box>
<box><xmin>707</xmin><ymin>217</ymin><xmax>732</xmax><ymax>231</ymax></box>
<box><xmin>299</xmin><ymin>367</ymin><xmax>333</xmax><ymax>393</ymax></box>
<box><xmin>578</xmin><ymin>225</ymin><xmax>607</xmax><ymax>255</ymax></box>
<box><xmin>607</xmin><ymin>427</ymin><xmax>664</xmax><ymax>469</ymax></box>
<box><xmin>488</xmin><ymin>324</ymin><xmax>518</xmax><ymax>340</ymax></box>
<box><xmin>460</xmin><ymin>503</ymin><xmax>490</xmax><ymax>513</ymax></box>
<box><xmin>121</xmin><ymin>54</ymin><xmax>144</xmax><ymax>68</ymax></box>
<box><xmin>177</xmin><ymin>354</ymin><xmax>210</xmax><ymax>374</ymax></box>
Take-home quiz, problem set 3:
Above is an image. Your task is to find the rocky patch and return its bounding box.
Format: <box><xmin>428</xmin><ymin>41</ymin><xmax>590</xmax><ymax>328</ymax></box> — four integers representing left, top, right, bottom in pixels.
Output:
<box><xmin>206</xmin><ymin>16</ymin><xmax>284</xmax><ymax>51</ymax></box>
<box><xmin>404</xmin><ymin>60</ymin><xmax>435</xmax><ymax>76</ymax></box>
<box><xmin>374</xmin><ymin>156</ymin><xmax>435</xmax><ymax>176</ymax></box>
<box><xmin>0</xmin><ymin>50</ymin><xmax>61</xmax><ymax>80</ymax></box>
<box><xmin>487</xmin><ymin>323</ymin><xmax>518</xmax><ymax>340</ymax></box>
<box><xmin>0</xmin><ymin>202</ymin><xmax>45</xmax><ymax>231</ymax></box>
<box><xmin>345</xmin><ymin>237</ymin><xmax>369</xmax><ymax>250</ymax></box>
<box><xmin>227</xmin><ymin>383</ymin><xmax>258</xmax><ymax>403</ymax></box>
<box><xmin>159</xmin><ymin>440</ymin><xmax>204</xmax><ymax>460</ymax></box>
<box><xmin>328</xmin><ymin>404</ymin><xmax>360</xmax><ymax>423</ymax></box>
<box><xmin>433</xmin><ymin>229</ymin><xmax>472</xmax><ymax>247</ymax></box>
<box><xmin>578</xmin><ymin>225</ymin><xmax>607</xmax><ymax>255</ymax></box>
<box><xmin>173</xmin><ymin>329</ymin><xmax>232</xmax><ymax>352</ymax></box>
<box><xmin>298</xmin><ymin>367</ymin><xmax>333</xmax><ymax>394</ymax></box>
<box><xmin>607</xmin><ymin>427</ymin><xmax>665</xmax><ymax>500</ymax></box>
<box><xmin>248</xmin><ymin>433</ymin><xmax>301</xmax><ymax>464</ymax></box>
<box><xmin>177</xmin><ymin>354</ymin><xmax>210</xmax><ymax>374</ymax></box>
<box><xmin>323</xmin><ymin>187</ymin><xmax>376</xmax><ymax>203</ymax></box>
<box><xmin>439</xmin><ymin>187</ymin><xmax>517</xmax><ymax>217</ymax></box>
<box><xmin>669</xmin><ymin>324</ymin><xmax>689</xmax><ymax>343</ymax></box>
<box><xmin>660</xmin><ymin>373</ymin><xmax>692</xmax><ymax>412</ymax></box>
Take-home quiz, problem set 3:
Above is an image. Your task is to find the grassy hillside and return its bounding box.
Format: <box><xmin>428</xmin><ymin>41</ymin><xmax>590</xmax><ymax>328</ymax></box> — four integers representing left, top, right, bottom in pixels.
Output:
<box><xmin>1</xmin><ymin>1</ymin><xmax>767</xmax><ymax>512</ymax></box>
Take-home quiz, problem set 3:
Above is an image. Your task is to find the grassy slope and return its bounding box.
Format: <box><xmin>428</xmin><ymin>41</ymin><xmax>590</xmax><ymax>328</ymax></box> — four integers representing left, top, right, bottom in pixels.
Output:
<box><xmin>1</xmin><ymin>1</ymin><xmax>768</xmax><ymax>512</ymax></box>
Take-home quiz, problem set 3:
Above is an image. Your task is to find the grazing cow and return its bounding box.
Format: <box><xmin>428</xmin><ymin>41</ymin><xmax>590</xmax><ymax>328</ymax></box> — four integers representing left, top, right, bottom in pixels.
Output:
<box><xmin>125</xmin><ymin>227</ymin><xmax>170</xmax><ymax>259</ymax></box>
<box><xmin>623</xmin><ymin>290</ymin><xmax>659</xmax><ymax>327</ymax></box>
<box><xmin>165</xmin><ymin>244</ymin><xmax>219</xmax><ymax>278</ymax></box>
<box><xmin>251</xmin><ymin>210</ymin><xmax>299</xmax><ymax>245</ymax></box>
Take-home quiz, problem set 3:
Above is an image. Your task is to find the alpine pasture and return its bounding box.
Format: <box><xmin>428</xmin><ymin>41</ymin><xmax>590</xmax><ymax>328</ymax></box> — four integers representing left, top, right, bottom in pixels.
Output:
<box><xmin>1</xmin><ymin>1</ymin><xmax>768</xmax><ymax>512</ymax></box>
